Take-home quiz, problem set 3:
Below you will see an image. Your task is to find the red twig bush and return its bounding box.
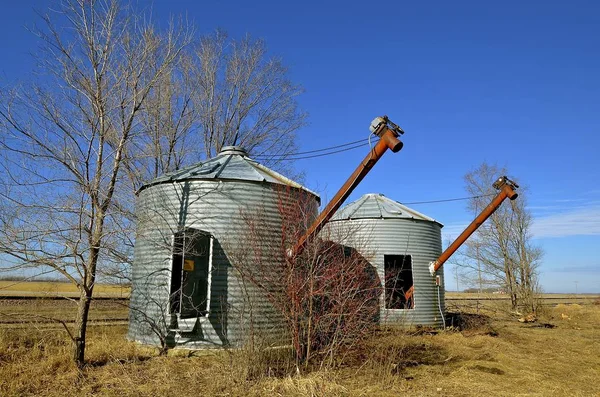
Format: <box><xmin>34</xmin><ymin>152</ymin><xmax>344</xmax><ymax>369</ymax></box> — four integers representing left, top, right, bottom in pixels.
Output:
<box><xmin>231</xmin><ymin>186</ymin><xmax>381</xmax><ymax>367</ymax></box>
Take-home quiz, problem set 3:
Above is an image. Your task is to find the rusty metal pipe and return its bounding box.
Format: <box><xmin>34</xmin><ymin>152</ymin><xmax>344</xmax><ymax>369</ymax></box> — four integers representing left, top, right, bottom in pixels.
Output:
<box><xmin>429</xmin><ymin>179</ymin><xmax>518</xmax><ymax>275</ymax></box>
<box><xmin>291</xmin><ymin>127</ymin><xmax>403</xmax><ymax>257</ymax></box>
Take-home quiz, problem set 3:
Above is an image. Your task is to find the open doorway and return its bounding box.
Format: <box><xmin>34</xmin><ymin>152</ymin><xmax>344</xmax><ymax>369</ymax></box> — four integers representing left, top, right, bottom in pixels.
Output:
<box><xmin>169</xmin><ymin>228</ymin><xmax>213</xmax><ymax>318</ymax></box>
<box><xmin>384</xmin><ymin>254</ymin><xmax>414</xmax><ymax>309</ymax></box>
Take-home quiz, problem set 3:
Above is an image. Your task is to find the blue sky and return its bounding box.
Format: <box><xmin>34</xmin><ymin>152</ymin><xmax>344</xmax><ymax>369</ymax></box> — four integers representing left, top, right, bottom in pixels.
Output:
<box><xmin>1</xmin><ymin>0</ymin><xmax>598</xmax><ymax>292</ymax></box>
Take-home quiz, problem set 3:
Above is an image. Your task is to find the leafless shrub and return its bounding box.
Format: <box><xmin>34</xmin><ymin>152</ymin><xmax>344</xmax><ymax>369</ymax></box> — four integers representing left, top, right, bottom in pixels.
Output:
<box><xmin>230</xmin><ymin>186</ymin><xmax>381</xmax><ymax>369</ymax></box>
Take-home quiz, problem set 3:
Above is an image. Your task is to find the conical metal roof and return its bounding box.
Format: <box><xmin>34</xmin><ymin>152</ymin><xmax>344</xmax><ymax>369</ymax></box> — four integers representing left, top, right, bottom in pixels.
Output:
<box><xmin>138</xmin><ymin>146</ymin><xmax>319</xmax><ymax>200</ymax></box>
<box><xmin>331</xmin><ymin>193</ymin><xmax>442</xmax><ymax>226</ymax></box>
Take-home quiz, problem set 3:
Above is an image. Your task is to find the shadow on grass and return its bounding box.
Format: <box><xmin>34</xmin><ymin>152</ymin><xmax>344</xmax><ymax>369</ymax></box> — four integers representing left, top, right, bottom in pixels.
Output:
<box><xmin>471</xmin><ymin>364</ymin><xmax>505</xmax><ymax>375</ymax></box>
<box><xmin>390</xmin><ymin>342</ymin><xmax>455</xmax><ymax>373</ymax></box>
<box><xmin>446</xmin><ymin>312</ymin><xmax>499</xmax><ymax>337</ymax></box>
<box><xmin>86</xmin><ymin>355</ymin><xmax>153</xmax><ymax>368</ymax></box>
<box><xmin>345</xmin><ymin>330</ymin><xmax>458</xmax><ymax>377</ymax></box>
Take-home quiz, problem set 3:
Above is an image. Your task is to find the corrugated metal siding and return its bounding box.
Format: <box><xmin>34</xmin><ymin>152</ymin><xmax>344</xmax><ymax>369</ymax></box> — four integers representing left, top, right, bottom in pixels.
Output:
<box><xmin>128</xmin><ymin>179</ymin><xmax>318</xmax><ymax>348</ymax></box>
<box><xmin>325</xmin><ymin>217</ymin><xmax>446</xmax><ymax>327</ymax></box>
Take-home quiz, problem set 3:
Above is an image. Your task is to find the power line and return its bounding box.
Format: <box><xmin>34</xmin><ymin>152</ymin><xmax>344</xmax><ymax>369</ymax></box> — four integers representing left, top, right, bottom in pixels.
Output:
<box><xmin>254</xmin><ymin>139</ymin><xmax>375</xmax><ymax>161</ymax></box>
<box><xmin>402</xmin><ymin>194</ymin><xmax>496</xmax><ymax>205</ymax></box>
<box><xmin>278</xmin><ymin>137</ymin><xmax>370</xmax><ymax>156</ymax></box>
<box><xmin>252</xmin><ymin>141</ymin><xmax>501</xmax><ymax>205</ymax></box>
<box><xmin>250</xmin><ymin>138</ymin><xmax>500</xmax><ymax>206</ymax></box>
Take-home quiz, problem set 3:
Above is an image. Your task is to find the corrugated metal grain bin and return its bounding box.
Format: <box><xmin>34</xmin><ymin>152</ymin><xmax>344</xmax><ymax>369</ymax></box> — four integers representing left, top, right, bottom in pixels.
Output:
<box><xmin>128</xmin><ymin>146</ymin><xmax>320</xmax><ymax>349</ymax></box>
<box><xmin>324</xmin><ymin>193</ymin><xmax>446</xmax><ymax>327</ymax></box>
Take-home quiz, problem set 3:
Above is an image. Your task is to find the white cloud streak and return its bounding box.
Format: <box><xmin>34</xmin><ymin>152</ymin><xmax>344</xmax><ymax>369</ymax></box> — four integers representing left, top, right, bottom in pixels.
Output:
<box><xmin>441</xmin><ymin>204</ymin><xmax>600</xmax><ymax>240</ymax></box>
<box><xmin>531</xmin><ymin>205</ymin><xmax>600</xmax><ymax>238</ymax></box>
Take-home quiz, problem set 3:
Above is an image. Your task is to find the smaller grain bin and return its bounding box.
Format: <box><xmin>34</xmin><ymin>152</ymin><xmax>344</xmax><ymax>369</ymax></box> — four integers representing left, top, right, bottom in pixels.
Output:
<box><xmin>128</xmin><ymin>146</ymin><xmax>320</xmax><ymax>349</ymax></box>
<box><xmin>325</xmin><ymin>193</ymin><xmax>445</xmax><ymax>327</ymax></box>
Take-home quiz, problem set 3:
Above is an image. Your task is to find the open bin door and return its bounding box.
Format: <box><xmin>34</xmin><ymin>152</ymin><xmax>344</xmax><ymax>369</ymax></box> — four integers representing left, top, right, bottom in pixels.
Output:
<box><xmin>170</xmin><ymin>229</ymin><xmax>213</xmax><ymax>319</ymax></box>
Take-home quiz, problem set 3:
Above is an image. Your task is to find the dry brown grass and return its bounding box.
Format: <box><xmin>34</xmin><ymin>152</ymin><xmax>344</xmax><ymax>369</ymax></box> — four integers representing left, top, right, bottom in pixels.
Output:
<box><xmin>0</xmin><ymin>302</ymin><xmax>598</xmax><ymax>396</ymax></box>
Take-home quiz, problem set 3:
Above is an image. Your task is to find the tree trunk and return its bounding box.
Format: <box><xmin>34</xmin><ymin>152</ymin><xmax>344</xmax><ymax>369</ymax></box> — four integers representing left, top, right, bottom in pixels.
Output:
<box><xmin>507</xmin><ymin>272</ymin><xmax>518</xmax><ymax>310</ymax></box>
<box><xmin>73</xmin><ymin>287</ymin><xmax>93</xmax><ymax>367</ymax></box>
<box><xmin>74</xmin><ymin>241</ymin><xmax>99</xmax><ymax>367</ymax></box>
<box><xmin>510</xmin><ymin>290</ymin><xmax>518</xmax><ymax>310</ymax></box>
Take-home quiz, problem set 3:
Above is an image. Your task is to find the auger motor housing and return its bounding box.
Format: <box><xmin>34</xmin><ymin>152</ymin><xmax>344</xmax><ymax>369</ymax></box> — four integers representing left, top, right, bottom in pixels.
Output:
<box><xmin>370</xmin><ymin>115</ymin><xmax>405</xmax><ymax>137</ymax></box>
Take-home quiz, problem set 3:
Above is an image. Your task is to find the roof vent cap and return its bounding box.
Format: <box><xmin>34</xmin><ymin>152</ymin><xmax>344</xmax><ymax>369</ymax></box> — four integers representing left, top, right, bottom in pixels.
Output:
<box><xmin>219</xmin><ymin>146</ymin><xmax>248</xmax><ymax>156</ymax></box>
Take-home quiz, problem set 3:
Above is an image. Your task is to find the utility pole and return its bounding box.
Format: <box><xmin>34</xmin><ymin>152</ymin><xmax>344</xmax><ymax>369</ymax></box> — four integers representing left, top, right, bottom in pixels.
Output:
<box><xmin>476</xmin><ymin>241</ymin><xmax>483</xmax><ymax>294</ymax></box>
<box><xmin>475</xmin><ymin>240</ymin><xmax>482</xmax><ymax>313</ymax></box>
<box><xmin>574</xmin><ymin>281</ymin><xmax>578</xmax><ymax>296</ymax></box>
<box><xmin>455</xmin><ymin>266</ymin><xmax>460</xmax><ymax>292</ymax></box>
<box><xmin>474</xmin><ymin>203</ymin><xmax>483</xmax><ymax>295</ymax></box>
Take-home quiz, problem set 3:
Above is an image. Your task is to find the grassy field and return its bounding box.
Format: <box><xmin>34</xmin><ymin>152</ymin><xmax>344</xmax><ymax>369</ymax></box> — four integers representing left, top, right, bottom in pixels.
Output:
<box><xmin>0</xmin><ymin>295</ymin><xmax>598</xmax><ymax>396</ymax></box>
<box><xmin>445</xmin><ymin>292</ymin><xmax>600</xmax><ymax>313</ymax></box>
<box><xmin>0</xmin><ymin>281</ymin><xmax>130</xmax><ymax>298</ymax></box>
<box><xmin>0</xmin><ymin>299</ymin><xmax>128</xmax><ymax>326</ymax></box>
<box><xmin>446</xmin><ymin>291</ymin><xmax>600</xmax><ymax>301</ymax></box>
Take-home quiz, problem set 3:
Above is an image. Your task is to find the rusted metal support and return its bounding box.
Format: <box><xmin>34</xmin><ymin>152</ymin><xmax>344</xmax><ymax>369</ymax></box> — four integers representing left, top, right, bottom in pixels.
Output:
<box><xmin>428</xmin><ymin>176</ymin><xmax>519</xmax><ymax>276</ymax></box>
<box><xmin>291</xmin><ymin>116</ymin><xmax>404</xmax><ymax>258</ymax></box>
<box><xmin>405</xmin><ymin>286</ymin><xmax>414</xmax><ymax>306</ymax></box>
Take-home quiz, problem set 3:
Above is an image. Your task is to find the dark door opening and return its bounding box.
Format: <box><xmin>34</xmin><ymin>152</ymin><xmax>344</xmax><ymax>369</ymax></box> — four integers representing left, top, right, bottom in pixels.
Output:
<box><xmin>170</xmin><ymin>229</ymin><xmax>212</xmax><ymax>318</ymax></box>
<box><xmin>384</xmin><ymin>254</ymin><xmax>414</xmax><ymax>309</ymax></box>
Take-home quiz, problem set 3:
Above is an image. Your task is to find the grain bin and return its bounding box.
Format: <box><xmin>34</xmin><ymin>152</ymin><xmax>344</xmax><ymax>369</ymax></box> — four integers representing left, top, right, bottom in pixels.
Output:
<box><xmin>325</xmin><ymin>193</ymin><xmax>446</xmax><ymax>327</ymax></box>
<box><xmin>128</xmin><ymin>146</ymin><xmax>320</xmax><ymax>349</ymax></box>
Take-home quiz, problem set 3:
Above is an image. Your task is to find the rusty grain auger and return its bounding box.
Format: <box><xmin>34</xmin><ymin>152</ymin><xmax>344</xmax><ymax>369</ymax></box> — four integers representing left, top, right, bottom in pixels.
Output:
<box><xmin>290</xmin><ymin>116</ymin><xmax>405</xmax><ymax>258</ymax></box>
<box><xmin>428</xmin><ymin>176</ymin><xmax>519</xmax><ymax>276</ymax></box>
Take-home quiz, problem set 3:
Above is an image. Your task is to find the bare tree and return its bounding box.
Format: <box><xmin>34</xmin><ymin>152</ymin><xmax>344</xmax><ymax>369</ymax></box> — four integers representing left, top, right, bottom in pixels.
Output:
<box><xmin>190</xmin><ymin>31</ymin><xmax>306</xmax><ymax>163</ymax></box>
<box><xmin>124</xmin><ymin>54</ymin><xmax>199</xmax><ymax>189</ymax></box>
<box><xmin>0</xmin><ymin>0</ymin><xmax>190</xmax><ymax>366</ymax></box>
<box><xmin>461</xmin><ymin>163</ymin><xmax>542</xmax><ymax>311</ymax></box>
<box><xmin>509</xmin><ymin>189</ymin><xmax>544</xmax><ymax>312</ymax></box>
<box><xmin>122</xmin><ymin>30</ymin><xmax>308</xmax><ymax>190</ymax></box>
